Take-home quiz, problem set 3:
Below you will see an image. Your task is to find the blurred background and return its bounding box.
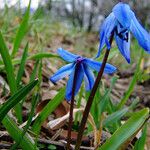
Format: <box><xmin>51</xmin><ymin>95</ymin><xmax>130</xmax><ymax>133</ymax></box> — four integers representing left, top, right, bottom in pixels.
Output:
<box><xmin>0</xmin><ymin>0</ymin><xmax>150</xmax><ymax>31</ymax></box>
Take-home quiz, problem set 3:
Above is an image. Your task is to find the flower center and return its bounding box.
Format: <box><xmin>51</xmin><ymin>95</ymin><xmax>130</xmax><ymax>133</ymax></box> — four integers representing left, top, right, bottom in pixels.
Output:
<box><xmin>115</xmin><ymin>25</ymin><xmax>129</xmax><ymax>42</ymax></box>
<box><xmin>76</xmin><ymin>57</ymin><xmax>84</xmax><ymax>63</ymax></box>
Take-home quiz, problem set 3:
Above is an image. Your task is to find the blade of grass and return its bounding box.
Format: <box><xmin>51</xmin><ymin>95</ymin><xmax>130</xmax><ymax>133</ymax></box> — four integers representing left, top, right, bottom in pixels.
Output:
<box><xmin>0</xmin><ymin>32</ymin><xmax>17</xmax><ymax>93</ymax></box>
<box><xmin>20</xmin><ymin>60</ymin><xmax>39</xmax><ymax>107</ymax></box>
<box><xmin>11</xmin><ymin>0</ymin><xmax>31</xmax><ymax>57</ymax></box>
<box><xmin>134</xmin><ymin>123</ymin><xmax>147</xmax><ymax>150</ymax></box>
<box><xmin>28</xmin><ymin>52</ymin><xmax>59</xmax><ymax>60</ymax></box>
<box><xmin>30</xmin><ymin>60</ymin><xmax>39</xmax><ymax>82</ymax></box>
<box><xmin>98</xmin><ymin>77</ymin><xmax>118</xmax><ymax>116</ymax></box>
<box><xmin>37</xmin><ymin>60</ymin><xmax>43</xmax><ymax>90</ymax></box>
<box><xmin>16</xmin><ymin>43</ymin><xmax>29</xmax><ymax>87</ymax></box>
<box><xmin>103</xmin><ymin>107</ymin><xmax>129</xmax><ymax>127</ymax></box>
<box><xmin>2</xmin><ymin>115</ymin><xmax>38</xmax><ymax>150</ymax></box>
<box><xmin>99</xmin><ymin>108</ymin><xmax>149</xmax><ymax>150</ymax></box>
<box><xmin>117</xmin><ymin>50</ymin><xmax>144</xmax><ymax>109</ymax></box>
<box><xmin>0</xmin><ymin>52</ymin><xmax>59</xmax><ymax>68</ymax></box>
<box><xmin>0</xmin><ymin>79</ymin><xmax>38</xmax><ymax>122</ymax></box>
<box><xmin>32</xmin><ymin>88</ymin><xmax>65</xmax><ymax>134</ymax></box>
<box><xmin>11</xmin><ymin>94</ymin><xmax>39</xmax><ymax>150</ymax></box>
<box><xmin>0</xmin><ymin>31</ymin><xmax>21</xmax><ymax>122</ymax></box>
<box><xmin>0</xmin><ymin>31</ymin><xmax>38</xmax><ymax>149</ymax></box>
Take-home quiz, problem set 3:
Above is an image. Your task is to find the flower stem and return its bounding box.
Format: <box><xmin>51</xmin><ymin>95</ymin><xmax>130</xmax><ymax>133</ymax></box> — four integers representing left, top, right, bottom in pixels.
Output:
<box><xmin>75</xmin><ymin>35</ymin><xmax>114</xmax><ymax>150</ymax></box>
<box><xmin>67</xmin><ymin>64</ymin><xmax>78</xmax><ymax>150</ymax></box>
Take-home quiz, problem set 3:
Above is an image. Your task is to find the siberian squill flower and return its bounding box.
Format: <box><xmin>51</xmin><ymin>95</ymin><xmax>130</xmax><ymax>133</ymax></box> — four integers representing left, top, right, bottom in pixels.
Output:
<box><xmin>96</xmin><ymin>2</ymin><xmax>150</xmax><ymax>63</ymax></box>
<box><xmin>50</xmin><ymin>48</ymin><xmax>116</xmax><ymax>101</ymax></box>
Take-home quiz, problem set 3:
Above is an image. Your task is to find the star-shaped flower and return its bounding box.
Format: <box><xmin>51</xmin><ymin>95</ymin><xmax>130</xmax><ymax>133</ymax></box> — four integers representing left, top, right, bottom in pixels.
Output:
<box><xmin>50</xmin><ymin>48</ymin><xmax>117</xmax><ymax>101</ymax></box>
<box><xmin>96</xmin><ymin>2</ymin><xmax>150</xmax><ymax>63</ymax></box>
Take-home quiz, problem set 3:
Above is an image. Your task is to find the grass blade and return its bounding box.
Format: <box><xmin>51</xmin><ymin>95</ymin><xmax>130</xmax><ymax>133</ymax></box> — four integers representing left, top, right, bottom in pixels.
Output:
<box><xmin>32</xmin><ymin>88</ymin><xmax>65</xmax><ymax>134</ymax></box>
<box><xmin>30</xmin><ymin>60</ymin><xmax>39</xmax><ymax>82</ymax></box>
<box><xmin>11</xmin><ymin>94</ymin><xmax>39</xmax><ymax>150</ymax></box>
<box><xmin>0</xmin><ymin>31</ymin><xmax>22</xmax><ymax>121</ymax></box>
<box><xmin>16</xmin><ymin>43</ymin><xmax>29</xmax><ymax>87</ymax></box>
<box><xmin>103</xmin><ymin>107</ymin><xmax>129</xmax><ymax>127</ymax></box>
<box><xmin>134</xmin><ymin>123</ymin><xmax>147</xmax><ymax>150</ymax></box>
<box><xmin>11</xmin><ymin>0</ymin><xmax>31</xmax><ymax>57</ymax></box>
<box><xmin>99</xmin><ymin>108</ymin><xmax>149</xmax><ymax>150</ymax></box>
<box><xmin>2</xmin><ymin>115</ymin><xmax>38</xmax><ymax>150</ymax></box>
<box><xmin>0</xmin><ymin>79</ymin><xmax>38</xmax><ymax>122</ymax></box>
<box><xmin>0</xmin><ymin>32</ymin><xmax>17</xmax><ymax>94</ymax></box>
<box><xmin>117</xmin><ymin>50</ymin><xmax>144</xmax><ymax>109</ymax></box>
<box><xmin>0</xmin><ymin>52</ymin><xmax>59</xmax><ymax>69</ymax></box>
<box><xmin>28</xmin><ymin>52</ymin><xmax>59</xmax><ymax>60</ymax></box>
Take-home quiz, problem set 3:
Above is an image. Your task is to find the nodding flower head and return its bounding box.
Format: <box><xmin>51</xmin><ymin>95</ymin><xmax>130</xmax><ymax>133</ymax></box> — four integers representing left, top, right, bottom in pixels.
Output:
<box><xmin>50</xmin><ymin>48</ymin><xmax>117</xmax><ymax>101</ymax></box>
<box><xmin>96</xmin><ymin>2</ymin><xmax>150</xmax><ymax>63</ymax></box>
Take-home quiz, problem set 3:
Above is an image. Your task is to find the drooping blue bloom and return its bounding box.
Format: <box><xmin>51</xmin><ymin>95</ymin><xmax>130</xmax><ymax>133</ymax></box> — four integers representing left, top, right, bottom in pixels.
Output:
<box><xmin>96</xmin><ymin>2</ymin><xmax>150</xmax><ymax>63</ymax></box>
<box><xmin>50</xmin><ymin>48</ymin><xmax>117</xmax><ymax>101</ymax></box>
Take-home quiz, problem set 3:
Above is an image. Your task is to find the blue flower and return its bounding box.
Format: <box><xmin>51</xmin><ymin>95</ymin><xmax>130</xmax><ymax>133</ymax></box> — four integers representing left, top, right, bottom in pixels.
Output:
<box><xmin>96</xmin><ymin>2</ymin><xmax>150</xmax><ymax>63</ymax></box>
<box><xmin>50</xmin><ymin>48</ymin><xmax>117</xmax><ymax>101</ymax></box>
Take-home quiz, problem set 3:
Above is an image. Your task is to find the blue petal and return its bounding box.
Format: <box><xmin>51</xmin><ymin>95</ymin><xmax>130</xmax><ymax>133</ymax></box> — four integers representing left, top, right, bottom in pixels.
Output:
<box><xmin>113</xmin><ymin>2</ymin><xmax>132</xmax><ymax>29</ymax></box>
<box><xmin>50</xmin><ymin>63</ymin><xmax>74</xmax><ymax>83</ymax></box>
<box><xmin>84</xmin><ymin>58</ymin><xmax>117</xmax><ymax>74</ymax></box>
<box><xmin>65</xmin><ymin>64</ymin><xmax>84</xmax><ymax>101</ymax></box>
<box><xmin>130</xmin><ymin>13</ymin><xmax>150</xmax><ymax>53</ymax></box>
<box><xmin>96</xmin><ymin>13</ymin><xmax>117</xmax><ymax>58</ymax></box>
<box><xmin>57</xmin><ymin>48</ymin><xmax>79</xmax><ymax>62</ymax></box>
<box><xmin>115</xmin><ymin>32</ymin><xmax>131</xmax><ymax>63</ymax></box>
<box><xmin>83</xmin><ymin>64</ymin><xmax>95</xmax><ymax>91</ymax></box>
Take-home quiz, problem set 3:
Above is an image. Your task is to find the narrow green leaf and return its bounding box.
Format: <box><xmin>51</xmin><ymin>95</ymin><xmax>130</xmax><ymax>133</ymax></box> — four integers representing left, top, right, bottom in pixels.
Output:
<box><xmin>11</xmin><ymin>94</ymin><xmax>39</xmax><ymax>150</ymax></box>
<box><xmin>117</xmin><ymin>50</ymin><xmax>144</xmax><ymax>109</ymax></box>
<box><xmin>11</xmin><ymin>0</ymin><xmax>31</xmax><ymax>57</ymax></box>
<box><xmin>0</xmin><ymin>32</ymin><xmax>22</xmax><ymax>121</ymax></box>
<box><xmin>30</xmin><ymin>60</ymin><xmax>39</xmax><ymax>82</ymax></box>
<box><xmin>99</xmin><ymin>77</ymin><xmax>118</xmax><ymax>115</ymax></box>
<box><xmin>32</xmin><ymin>88</ymin><xmax>65</xmax><ymax>134</ymax></box>
<box><xmin>0</xmin><ymin>52</ymin><xmax>59</xmax><ymax>69</ymax></box>
<box><xmin>103</xmin><ymin>107</ymin><xmax>129</xmax><ymax>127</ymax></box>
<box><xmin>28</xmin><ymin>52</ymin><xmax>59</xmax><ymax>60</ymax></box>
<box><xmin>99</xmin><ymin>108</ymin><xmax>149</xmax><ymax>150</ymax></box>
<box><xmin>0</xmin><ymin>79</ymin><xmax>38</xmax><ymax>122</ymax></box>
<box><xmin>2</xmin><ymin>115</ymin><xmax>38</xmax><ymax>150</ymax></box>
<box><xmin>16</xmin><ymin>43</ymin><xmax>29</xmax><ymax>87</ymax></box>
<box><xmin>0</xmin><ymin>32</ymin><xmax>17</xmax><ymax>94</ymax></box>
<box><xmin>37</xmin><ymin>60</ymin><xmax>43</xmax><ymax>91</ymax></box>
<box><xmin>134</xmin><ymin>124</ymin><xmax>147</xmax><ymax>150</ymax></box>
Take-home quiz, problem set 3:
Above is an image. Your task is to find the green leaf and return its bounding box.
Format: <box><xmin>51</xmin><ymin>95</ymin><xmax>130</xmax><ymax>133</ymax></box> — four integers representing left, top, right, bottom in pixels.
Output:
<box><xmin>0</xmin><ymin>52</ymin><xmax>59</xmax><ymax>70</ymax></box>
<box><xmin>2</xmin><ymin>116</ymin><xmax>38</xmax><ymax>150</ymax></box>
<box><xmin>99</xmin><ymin>108</ymin><xmax>149</xmax><ymax>150</ymax></box>
<box><xmin>0</xmin><ymin>32</ymin><xmax>17</xmax><ymax>94</ymax></box>
<box><xmin>32</xmin><ymin>88</ymin><xmax>65</xmax><ymax>134</ymax></box>
<box><xmin>103</xmin><ymin>107</ymin><xmax>129</xmax><ymax>127</ymax></box>
<box><xmin>11</xmin><ymin>94</ymin><xmax>39</xmax><ymax>150</ymax></box>
<box><xmin>16</xmin><ymin>43</ymin><xmax>29</xmax><ymax>87</ymax></box>
<box><xmin>0</xmin><ymin>31</ymin><xmax>22</xmax><ymax>121</ymax></box>
<box><xmin>30</xmin><ymin>60</ymin><xmax>39</xmax><ymax>82</ymax></box>
<box><xmin>99</xmin><ymin>77</ymin><xmax>118</xmax><ymax>115</ymax></box>
<box><xmin>117</xmin><ymin>50</ymin><xmax>144</xmax><ymax>109</ymax></box>
<box><xmin>28</xmin><ymin>52</ymin><xmax>59</xmax><ymax>60</ymax></box>
<box><xmin>134</xmin><ymin>124</ymin><xmax>147</xmax><ymax>150</ymax></box>
<box><xmin>11</xmin><ymin>0</ymin><xmax>31</xmax><ymax>57</ymax></box>
<box><xmin>0</xmin><ymin>79</ymin><xmax>38</xmax><ymax>122</ymax></box>
<box><xmin>48</xmin><ymin>145</ymin><xmax>57</xmax><ymax>150</ymax></box>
